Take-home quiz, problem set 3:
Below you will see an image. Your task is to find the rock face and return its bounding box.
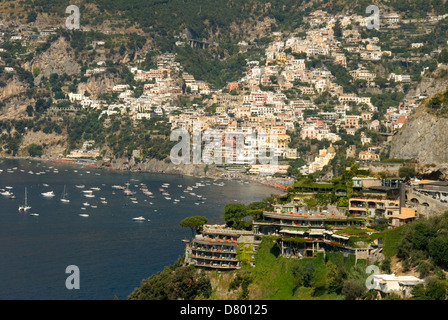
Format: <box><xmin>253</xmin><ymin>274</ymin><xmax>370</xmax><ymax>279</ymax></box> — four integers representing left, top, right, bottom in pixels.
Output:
<box><xmin>109</xmin><ymin>157</ymin><xmax>222</xmax><ymax>178</ymax></box>
<box><xmin>30</xmin><ymin>37</ymin><xmax>81</xmax><ymax>85</ymax></box>
<box><xmin>389</xmin><ymin>107</ymin><xmax>448</xmax><ymax>165</ymax></box>
<box><xmin>77</xmin><ymin>73</ymin><xmax>118</xmax><ymax>99</ymax></box>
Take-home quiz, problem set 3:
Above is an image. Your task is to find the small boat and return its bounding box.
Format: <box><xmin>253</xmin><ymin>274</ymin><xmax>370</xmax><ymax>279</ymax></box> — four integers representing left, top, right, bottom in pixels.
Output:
<box><xmin>84</xmin><ymin>194</ymin><xmax>95</xmax><ymax>198</ymax></box>
<box><xmin>60</xmin><ymin>185</ymin><xmax>70</xmax><ymax>203</ymax></box>
<box><xmin>91</xmin><ymin>205</ymin><xmax>98</xmax><ymax>209</ymax></box>
<box><xmin>30</xmin><ymin>213</ymin><xmax>39</xmax><ymax>216</ymax></box>
<box><xmin>133</xmin><ymin>216</ymin><xmax>146</xmax><ymax>221</ymax></box>
<box><xmin>165</xmin><ymin>197</ymin><xmax>171</xmax><ymax>200</ymax></box>
<box><xmin>75</xmin><ymin>185</ymin><xmax>85</xmax><ymax>189</ymax></box>
<box><xmin>83</xmin><ymin>202</ymin><xmax>90</xmax><ymax>206</ymax></box>
<box><xmin>19</xmin><ymin>187</ymin><xmax>31</xmax><ymax>211</ymax></box>
<box><xmin>41</xmin><ymin>191</ymin><xmax>55</xmax><ymax>197</ymax></box>
<box><xmin>42</xmin><ymin>184</ymin><xmax>49</xmax><ymax>187</ymax></box>
<box><xmin>101</xmin><ymin>201</ymin><xmax>108</xmax><ymax>204</ymax></box>
<box><xmin>91</xmin><ymin>187</ymin><xmax>101</xmax><ymax>191</ymax></box>
<box><xmin>181</xmin><ymin>239</ymin><xmax>190</xmax><ymax>243</ymax></box>
<box><xmin>82</xmin><ymin>190</ymin><xmax>93</xmax><ymax>193</ymax></box>
<box><xmin>79</xmin><ymin>214</ymin><xmax>89</xmax><ymax>217</ymax></box>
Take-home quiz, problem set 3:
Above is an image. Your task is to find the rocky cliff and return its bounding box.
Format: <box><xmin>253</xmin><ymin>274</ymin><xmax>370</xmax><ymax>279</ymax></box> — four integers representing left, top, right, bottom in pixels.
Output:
<box><xmin>389</xmin><ymin>102</ymin><xmax>448</xmax><ymax>165</ymax></box>
<box><xmin>108</xmin><ymin>156</ymin><xmax>223</xmax><ymax>178</ymax></box>
<box><xmin>29</xmin><ymin>37</ymin><xmax>81</xmax><ymax>85</ymax></box>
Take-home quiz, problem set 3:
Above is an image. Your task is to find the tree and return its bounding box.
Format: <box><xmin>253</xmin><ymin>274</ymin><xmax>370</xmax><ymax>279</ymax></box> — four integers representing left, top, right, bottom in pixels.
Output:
<box><xmin>292</xmin><ymin>262</ymin><xmax>315</xmax><ymax>287</ymax></box>
<box><xmin>27</xmin><ymin>144</ymin><xmax>43</xmax><ymax>157</ymax></box>
<box><xmin>223</xmin><ymin>203</ymin><xmax>248</xmax><ymax>228</ymax></box>
<box><xmin>26</xmin><ymin>105</ymin><xmax>34</xmax><ymax>117</ymax></box>
<box><xmin>438</xmin><ymin>49</ymin><xmax>448</xmax><ymax>64</ymax></box>
<box><xmin>425</xmin><ymin>278</ymin><xmax>447</xmax><ymax>300</ymax></box>
<box><xmin>399</xmin><ymin>166</ymin><xmax>415</xmax><ymax>179</ymax></box>
<box><xmin>429</xmin><ymin>235</ymin><xmax>448</xmax><ymax>268</ymax></box>
<box><xmin>333</xmin><ymin>19</ymin><xmax>343</xmax><ymax>38</ymax></box>
<box><xmin>342</xmin><ymin>279</ymin><xmax>365</xmax><ymax>300</ymax></box>
<box><xmin>27</xmin><ymin>11</ymin><xmax>37</xmax><ymax>23</ymax></box>
<box><xmin>179</xmin><ymin>216</ymin><xmax>208</xmax><ymax>238</ymax></box>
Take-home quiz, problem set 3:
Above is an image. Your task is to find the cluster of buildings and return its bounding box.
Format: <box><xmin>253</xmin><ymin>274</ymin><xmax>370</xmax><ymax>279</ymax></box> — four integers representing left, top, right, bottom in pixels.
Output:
<box><xmin>1</xmin><ymin>9</ymin><xmax>442</xmax><ymax>176</ymax></box>
<box><xmin>184</xmin><ymin>173</ymin><xmax>439</xmax><ymax>299</ymax></box>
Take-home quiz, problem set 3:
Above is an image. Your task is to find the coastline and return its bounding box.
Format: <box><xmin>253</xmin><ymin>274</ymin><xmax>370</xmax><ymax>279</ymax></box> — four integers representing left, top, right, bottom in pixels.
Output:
<box><xmin>0</xmin><ymin>155</ymin><xmax>290</xmax><ymax>194</ymax></box>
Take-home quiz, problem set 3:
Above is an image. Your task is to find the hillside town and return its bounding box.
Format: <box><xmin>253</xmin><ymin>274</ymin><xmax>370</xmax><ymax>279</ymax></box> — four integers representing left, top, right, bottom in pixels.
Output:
<box><xmin>3</xmin><ymin>0</ymin><xmax>448</xmax><ymax>302</ymax></box>
<box><xmin>3</xmin><ymin>9</ymin><xmax>444</xmax><ymax>180</ymax></box>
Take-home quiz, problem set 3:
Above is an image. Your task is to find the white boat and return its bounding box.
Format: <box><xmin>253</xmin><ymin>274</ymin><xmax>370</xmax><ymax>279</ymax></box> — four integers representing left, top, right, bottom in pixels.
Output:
<box><xmin>133</xmin><ymin>216</ymin><xmax>146</xmax><ymax>221</ymax></box>
<box><xmin>75</xmin><ymin>185</ymin><xmax>85</xmax><ymax>189</ymax></box>
<box><xmin>101</xmin><ymin>201</ymin><xmax>108</xmax><ymax>204</ymax></box>
<box><xmin>5</xmin><ymin>186</ymin><xmax>13</xmax><ymax>189</ymax></box>
<box><xmin>41</xmin><ymin>191</ymin><xmax>55</xmax><ymax>198</ymax></box>
<box><xmin>82</xmin><ymin>190</ymin><xmax>93</xmax><ymax>193</ymax></box>
<box><xmin>83</xmin><ymin>202</ymin><xmax>90</xmax><ymax>206</ymax></box>
<box><xmin>60</xmin><ymin>185</ymin><xmax>70</xmax><ymax>203</ymax></box>
<box><xmin>1</xmin><ymin>190</ymin><xmax>12</xmax><ymax>196</ymax></box>
<box><xmin>30</xmin><ymin>213</ymin><xmax>39</xmax><ymax>216</ymax></box>
<box><xmin>165</xmin><ymin>197</ymin><xmax>171</xmax><ymax>200</ymax></box>
<box><xmin>19</xmin><ymin>187</ymin><xmax>31</xmax><ymax>211</ymax></box>
<box><xmin>84</xmin><ymin>194</ymin><xmax>95</xmax><ymax>198</ymax></box>
<box><xmin>91</xmin><ymin>205</ymin><xmax>98</xmax><ymax>209</ymax></box>
<box><xmin>79</xmin><ymin>214</ymin><xmax>89</xmax><ymax>217</ymax></box>
<box><xmin>91</xmin><ymin>187</ymin><xmax>101</xmax><ymax>191</ymax></box>
<box><xmin>42</xmin><ymin>184</ymin><xmax>49</xmax><ymax>187</ymax></box>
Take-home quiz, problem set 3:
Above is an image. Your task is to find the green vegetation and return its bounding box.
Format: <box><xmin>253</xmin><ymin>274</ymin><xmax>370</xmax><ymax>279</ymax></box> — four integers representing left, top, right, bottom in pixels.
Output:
<box><xmin>180</xmin><ymin>216</ymin><xmax>208</xmax><ymax>238</ymax></box>
<box><xmin>230</xmin><ymin>237</ymin><xmax>370</xmax><ymax>300</ymax></box>
<box><xmin>397</xmin><ymin>212</ymin><xmax>448</xmax><ymax>272</ymax></box>
<box><xmin>426</xmin><ymin>86</ymin><xmax>448</xmax><ymax>117</ymax></box>
<box><xmin>127</xmin><ymin>259</ymin><xmax>212</xmax><ymax>300</ymax></box>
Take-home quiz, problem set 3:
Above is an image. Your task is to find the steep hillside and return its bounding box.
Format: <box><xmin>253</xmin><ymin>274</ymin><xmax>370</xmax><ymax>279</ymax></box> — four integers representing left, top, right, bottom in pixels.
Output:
<box><xmin>390</xmin><ymin>86</ymin><xmax>448</xmax><ymax>165</ymax></box>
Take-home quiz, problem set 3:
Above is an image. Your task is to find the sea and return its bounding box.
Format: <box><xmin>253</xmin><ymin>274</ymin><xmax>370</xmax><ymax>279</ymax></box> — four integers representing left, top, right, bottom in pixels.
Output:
<box><xmin>0</xmin><ymin>158</ymin><xmax>278</xmax><ymax>300</ymax></box>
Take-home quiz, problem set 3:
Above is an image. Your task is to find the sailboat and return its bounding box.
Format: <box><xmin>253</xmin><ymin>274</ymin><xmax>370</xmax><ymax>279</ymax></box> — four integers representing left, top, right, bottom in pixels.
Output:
<box><xmin>60</xmin><ymin>185</ymin><xmax>70</xmax><ymax>203</ymax></box>
<box><xmin>123</xmin><ymin>182</ymin><xmax>136</xmax><ymax>196</ymax></box>
<box><xmin>18</xmin><ymin>187</ymin><xmax>31</xmax><ymax>211</ymax></box>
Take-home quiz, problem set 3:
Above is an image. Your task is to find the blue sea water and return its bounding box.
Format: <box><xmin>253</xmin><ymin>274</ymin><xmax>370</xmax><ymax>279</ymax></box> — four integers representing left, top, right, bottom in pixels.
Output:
<box><xmin>0</xmin><ymin>158</ymin><xmax>277</xmax><ymax>300</ymax></box>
